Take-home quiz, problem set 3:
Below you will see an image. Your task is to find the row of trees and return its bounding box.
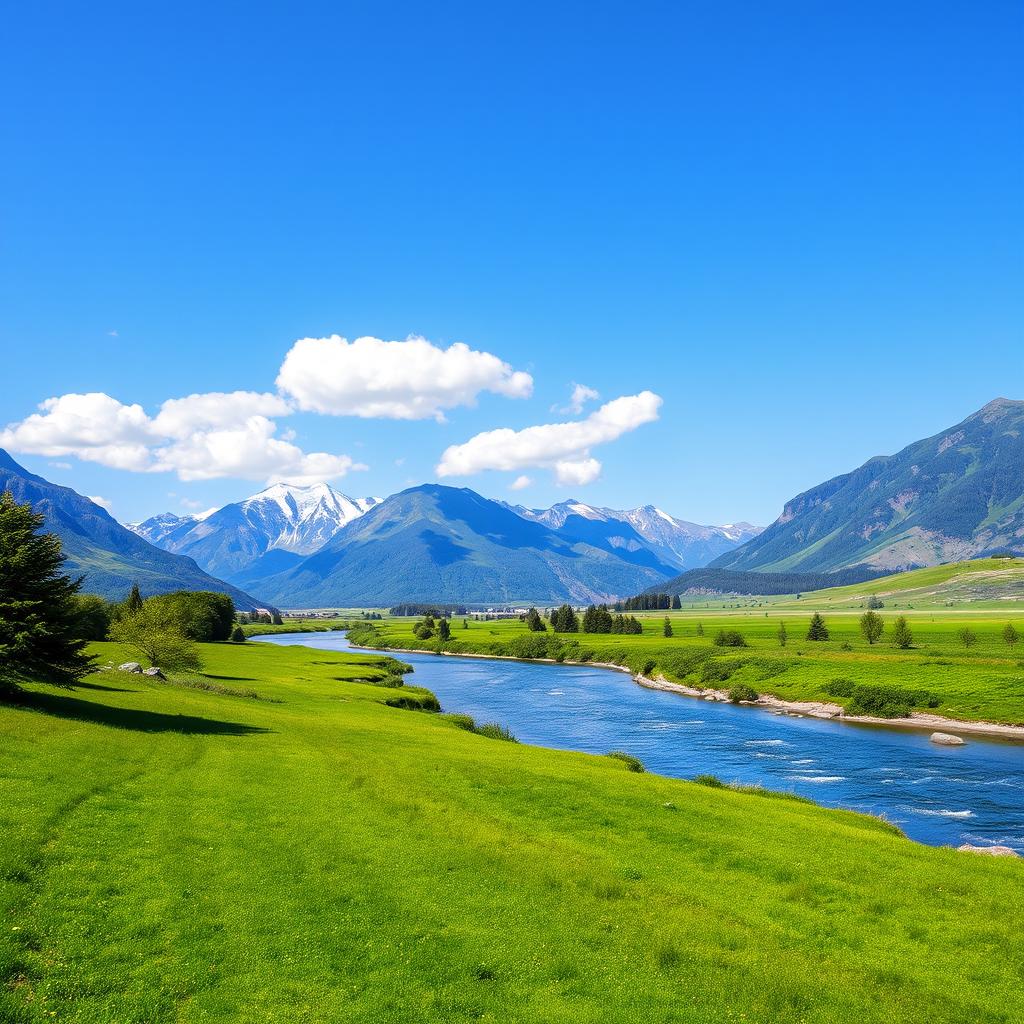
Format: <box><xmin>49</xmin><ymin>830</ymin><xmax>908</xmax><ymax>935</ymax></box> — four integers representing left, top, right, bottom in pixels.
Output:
<box><xmin>615</xmin><ymin>593</ymin><xmax>682</xmax><ymax>611</ymax></box>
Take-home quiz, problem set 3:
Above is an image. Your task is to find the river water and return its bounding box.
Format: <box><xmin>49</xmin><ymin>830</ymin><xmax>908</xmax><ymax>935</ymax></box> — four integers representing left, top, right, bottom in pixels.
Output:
<box><xmin>255</xmin><ymin>631</ymin><xmax>1024</xmax><ymax>852</ymax></box>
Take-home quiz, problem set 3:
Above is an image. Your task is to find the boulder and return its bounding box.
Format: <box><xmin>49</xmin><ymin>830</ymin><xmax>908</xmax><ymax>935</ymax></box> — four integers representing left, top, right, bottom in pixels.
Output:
<box><xmin>930</xmin><ymin>732</ymin><xmax>966</xmax><ymax>746</ymax></box>
<box><xmin>957</xmin><ymin>844</ymin><xmax>1019</xmax><ymax>858</ymax></box>
<box><xmin>142</xmin><ymin>667</ymin><xmax>166</xmax><ymax>679</ymax></box>
<box><xmin>118</xmin><ymin>662</ymin><xmax>143</xmax><ymax>673</ymax></box>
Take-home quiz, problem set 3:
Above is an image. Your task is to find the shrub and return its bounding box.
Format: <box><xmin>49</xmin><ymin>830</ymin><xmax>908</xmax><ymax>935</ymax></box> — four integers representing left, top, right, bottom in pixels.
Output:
<box><xmin>1003</xmin><ymin>623</ymin><xmax>1020</xmax><ymax>646</ymax></box>
<box><xmin>443</xmin><ymin>713</ymin><xmax>477</xmax><ymax>731</ymax></box>
<box><xmin>607</xmin><ymin>751</ymin><xmax>645</xmax><ymax>772</ymax></box>
<box><xmin>713</xmin><ymin>629</ymin><xmax>748</xmax><ymax>648</ymax></box>
<box><xmin>385</xmin><ymin>691</ymin><xmax>441</xmax><ymax>712</ymax></box>
<box><xmin>700</xmin><ymin>659</ymin><xmax>744</xmax><ymax>684</ymax></box>
<box><xmin>476</xmin><ymin>722</ymin><xmax>518</xmax><ymax>742</ymax></box>
<box><xmin>823</xmin><ymin>677</ymin><xmax>856</xmax><ymax>698</ymax></box>
<box><xmin>230</xmin><ymin>624</ymin><xmax>246</xmax><ymax>643</ymax></box>
<box><xmin>728</xmin><ymin>683</ymin><xmax>759</xmax><ymax>703</ymax></box>
<box><xmin>776</xmin><ymin>621</ymin><xmax>788</xmax><ymax>647</ymax></box>
<box><xmin>694</xmin><ymin>774</ymin><xmax>725</xmax><ymax>788</ymax></box>
<box><xmin>866</xmin><ymin>594</ymin><xmax>884</xmax><ymax>609</ymax></box>
<box><xmin>844</xmin><ymin>683</ymin><xmax>940</xmax><ymax>718</ymax></box>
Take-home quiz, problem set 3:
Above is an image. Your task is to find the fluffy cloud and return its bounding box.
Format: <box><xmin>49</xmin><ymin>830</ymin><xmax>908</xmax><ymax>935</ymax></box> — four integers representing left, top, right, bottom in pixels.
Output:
<box><xmin>88</xmin><ymin>495</ymin><xmax>114</xmax><ymax>512</ymax></box>
<box><xmin>277</xmin><ymin>334</ymin><xmax>533</xmax><ymax>421</ymax></box>
<box><xmin>509</xmin><ymin>474</ymin><xmax>532</xmax><ymax>491</ymax></box>
<box><xmin>436</xmin><ymin>391</ymin><xmax>662</xmax><ymax>486</ymax></box>
<box><xmin>557</xmin><ymin>383</ymin><xmax>599</xmax><ymax>415</ymax></box>
<box><xmin>0</xmin><ymin>391</ymin><xmax>360</xmax><ymax>484</ymax></box>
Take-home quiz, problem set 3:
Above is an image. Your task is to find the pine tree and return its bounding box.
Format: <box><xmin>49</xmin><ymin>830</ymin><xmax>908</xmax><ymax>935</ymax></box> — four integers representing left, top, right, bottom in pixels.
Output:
<box><xmin>0</xmin><ymin>492</ymin><xmax>95</xmax><ymax>697</ymax></box>
<box><xmin>526</xmin><ymin>608</ymin><xmax>546</xmax><ymax>632</ymax></box>
<box><xmin>891</xmin><ymin>615</ymin><xmax>913</xmax><ymax>650</ymax></box>
<box><xmin>671</xmin><ymin>594</ymin><xmax>681</xmax><ymax>610</ymax></box>
<box><xmin>438</xmin><ymin>619</ymin><xmax>451</xmax><ymax>641</ymax></box>
<box><xmin>663</xmin><ymin>617</ymin><xmax>672</xmax><ymax>637</ymax></box>
<box><xmin>806</xmin><ymin>613</ymin><xmax>830</xmax><ymax>642</ymax></box>
<box><xmin>125</xmin><ymin>582</ymin><xmax>143</xmax><ymax>616</ymax></box>
<box><xmin>231</xmin><ymin>624</ymin><xmax>246</xmax><ymax>643</ymax></box>
<box><xmin>859</xmin><ymin>610</ymin><xmax>884</xmax><ymax>645</ymax></box>
<box><xmin>777</xmin><ymin>621</ymin><xmax>788</xmax><ymax>647</ymax></box>
<box><xmin>696</xmin><ymin>622</ymin><xmax>704</xmax><ymax>637</ymax></box>
<box><xmin>1003</xmin><ymin>623</ymin><xmax>1020</xmax><ymax>646</ymax></box>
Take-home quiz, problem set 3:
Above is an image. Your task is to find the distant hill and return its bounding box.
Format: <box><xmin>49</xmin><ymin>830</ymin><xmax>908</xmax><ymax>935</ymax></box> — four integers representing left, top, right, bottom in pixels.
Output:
<box><xmin>503</xmin><ymin>498</ymin><xmax>759</xmax><ymax>570</ymax></box>
<box><xmin>643</xmin><ymin>566</ymin><xmax>886</xmax><ymax>598</ymax></box>
<box><xmin>254</xmin><ymin>484</ymin><xmax>680</xmax><ymax>606</ymax></box>
<box><xmin>129</xmin><ymin>482</ymin><xmax>382</xmax><ymax>579</ymax></box>
<box><xmin>710</xmin><ymin>398</ymin><xmax>1024</xmax><ymax>574</ymax></box>
<box><xmin>0</xmin><ymin>449</ymin><xmax>265</xmax><ymax>609</ymax></box>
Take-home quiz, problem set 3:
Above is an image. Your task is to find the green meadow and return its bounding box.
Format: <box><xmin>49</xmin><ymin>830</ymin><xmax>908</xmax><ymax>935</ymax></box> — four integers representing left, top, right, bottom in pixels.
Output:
<box><xmin>1</xmin><ymin>638</ymin><xmax>1022</xmax><ymax>1023</ymax></box>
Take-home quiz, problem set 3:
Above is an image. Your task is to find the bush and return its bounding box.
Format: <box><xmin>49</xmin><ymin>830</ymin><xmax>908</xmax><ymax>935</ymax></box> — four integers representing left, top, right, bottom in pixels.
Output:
<box><xmin>844</xmin><ymin>683</ymin><xmax>941</xmax><ymax>718</ymax></box>
<box><xmin>713</xmin><ymin>629</ymin><xmax>748</xmax><ymax>648</ymax></box>
<box><xmin>1003</xmin><ymin>623</ymin><xmax>1020</xmax><ymax>647</ymax></box>
<box><xmin>607</xmin><ymin>751</ymin><xmax>645</xmax><ymax>772</ymax></box>
<box><xmin>823</xmin><ymin>678</ymin><xmax>856</xmax><ymax>698</ymax></box>
<box><xmin>476</xmin><ymin>722</ymin><xmax>518</xmax><ymax>742</ymax></box>
<box><xmin>443</xmin><ymin>713</ymin><xmax>477</xmax><ymax>731</ymax></box>
<box><xmin>145</xmin><ymin>591</ymin><xmax>236</xmax><ymax>642</ymax></box>
<box><xmin>694</xmin><ymin>774</ymin><xmax>725</xmax><ymax>788</ymax></box>
<box><xmin>700</xmin><ymin>659</ymin><xmax>744</xmax><ymax>684</ymax></box>
<box><xmin>230</xmin><ymin>624</ymin><xmax>246</xmax><ymax>643</ymax></box>
<box><xmin>728</xmin><ymin>683</ymin><xmax>759</xmax><ymax>703</ymax></box>
<box><xmin>385</xmin><ymin>691</ymin><xmax>441</xmax><ymax>712</ymax></box>
<box><xmin>866</xmin><ymin>594</ymin><xmax>884</xmax><ymax>609</ymax></box>
<box><xmin>69</xmin><ymin>594</ymin><xmax>115</xmax><ymax>640</ymax></box>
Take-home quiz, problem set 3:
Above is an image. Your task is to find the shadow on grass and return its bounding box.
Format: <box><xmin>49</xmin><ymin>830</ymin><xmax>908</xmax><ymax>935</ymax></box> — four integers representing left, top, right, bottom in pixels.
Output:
<box><xmin>203</xmin><ymin>674</ymin><xmax>257</xmax><ymax>682</ymax></box>
<box><xmin>76</xmin><ymin>680</ymin><xmax>137</xmax><ymax>693</ymax></box>
<box><xmin>11</xmin><ymin>691</ymin><xmax>271</xmax><ymax>736</ymax></box>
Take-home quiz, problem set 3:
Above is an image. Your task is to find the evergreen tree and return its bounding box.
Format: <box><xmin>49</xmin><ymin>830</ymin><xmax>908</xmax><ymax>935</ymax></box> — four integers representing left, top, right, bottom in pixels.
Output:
<box><xmin>696</xmin><ymin>622</ymin><xmax>704</xmax><ymax>637</ymax></box>
<box><xmin>859</xmin><ymin>610</ymin><xmax>884</xmax><ymax>645</ymax></box>
<box><xmin>671</xmin><ymin>594</ymin><xmax>681</xmax><ymax>610</ymax></box>
<box><xmin>272</xmin><ymin>611</ymin><xmax>283</xmax><ymax>626</ymax></box>
<box><xmin>230</xmin><ymin>624</ymin><xmax>246</xmax><ymax>643</ymax></box>
<box><xmin>463</xmin><ymin>619</ymin><xmax>469</xmax><ymax>629</ymax></box>
<box><xmin>1003</xmin><ymin>623</ymin><xmax>1020</xmax><ymax>646</ymax></box>
<box><xmin>777</xmin><ymin>621</ymin><xmax>788</xmax><ymax>647</ymax></box>
<box><xmin>0</xmin><ymin>492</ymin><xmax>95</xmax><ymax>697</ymax></box>
<box><xmin>663</xmin><ymin>616</ymin><xmax>673</xmax><ymax>637</ymax></box>
<box><xmin>526</xmin><ymin>607</ymin><xmax>546</xmax><ymax>632</ymax></box>
<box><xmin>125</xmin><ymin>582</ymin><xmax>144</xmax><ymax>616</ymax></box>
<box><xmin>437</xmin><ymin>618</ymin><xmax>451</xmax><ymax>641</ymax></box>
<box><xmin>806</xmin><ymin>613</ymin><xmax>830</xmax><ymax>642</ymax></box>
<box><xmin>891</xmin><ymin>615</ymin><xmax>913</xmax><ymax>650</ymax></box>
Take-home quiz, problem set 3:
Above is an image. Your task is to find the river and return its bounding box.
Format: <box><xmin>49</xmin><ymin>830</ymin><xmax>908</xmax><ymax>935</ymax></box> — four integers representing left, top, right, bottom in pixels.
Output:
<box><xmin>254</xmin><ymin>631</ymin><xmax>1024</xmax><ymax>852</ymax></box>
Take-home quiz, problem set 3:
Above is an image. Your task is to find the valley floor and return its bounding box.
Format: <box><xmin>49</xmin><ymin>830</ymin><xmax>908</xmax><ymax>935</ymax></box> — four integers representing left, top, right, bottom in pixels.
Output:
<box><xmin>1</xmin><ymin>640</ymin><xmax>1022</xmax><ymax>1023</ymax></box>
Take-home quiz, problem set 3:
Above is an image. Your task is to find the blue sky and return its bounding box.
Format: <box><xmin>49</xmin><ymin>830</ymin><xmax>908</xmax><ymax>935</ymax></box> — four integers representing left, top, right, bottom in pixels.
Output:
<box><xmin>2</xmin><ymin>1</ymin><xmax>1021</xmax><ymax>526</ymax></box>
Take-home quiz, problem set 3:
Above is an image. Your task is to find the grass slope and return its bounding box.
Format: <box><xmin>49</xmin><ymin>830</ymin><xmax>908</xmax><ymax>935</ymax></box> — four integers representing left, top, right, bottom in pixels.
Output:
<box><xmin>1</xmin><ymin>641</ymin><xmax>1021</xmax><ymax>1023</ymax></box>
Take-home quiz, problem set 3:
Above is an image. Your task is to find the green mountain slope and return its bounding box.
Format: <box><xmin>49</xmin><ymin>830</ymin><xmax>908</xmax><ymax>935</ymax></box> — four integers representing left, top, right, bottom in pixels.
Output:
<box><xmin>0</xmin><ymin>449</ymin><xmax>265</xmax><ymax>609</ymax></box>
<box><xmin>712</xmin><ymin>398</ymin><xmax>1024</xmax><ymax>573</ymax></box>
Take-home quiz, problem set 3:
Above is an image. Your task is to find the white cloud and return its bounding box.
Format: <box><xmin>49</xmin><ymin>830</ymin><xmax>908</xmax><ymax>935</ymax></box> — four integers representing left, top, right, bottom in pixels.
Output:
<box><xmin>509</xmin><ymin>474</ymin><xmax>532</xmax><ymax>491</ymax></box>
<box><xmin>48</xmin><ymin>461</ymin><xmax>72</xmax><ymax>470</ymax></box>
<box><xmin>277</xmin><ymin>334</ymin><xmax>533</xmax><ymax>421</ymax></box>
<box><xmin>436</xmin><ymin>391</ymin><xmax>662</xmax><ymax>486</ymax></box>
<box><xmin>1</xmin><ymin>391</ymin><xmax>359</xmax><ymax>485</ymax></box>
<box><xmin>555</xmin><ymin>382</ymin><xmax>599</xmax><ymax>415</ymax></box>
<box><xmin>88</xmin><ymin>495</ymin><xmax>113</xmax><ymax>512</ymax></box>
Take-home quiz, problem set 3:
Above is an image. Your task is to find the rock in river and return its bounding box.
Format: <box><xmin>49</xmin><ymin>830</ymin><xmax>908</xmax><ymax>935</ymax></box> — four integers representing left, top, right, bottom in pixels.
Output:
<box><xmin>930</xmin><ymin>732</ymin><xmax>966</xmax><ymax>746</ymax></box>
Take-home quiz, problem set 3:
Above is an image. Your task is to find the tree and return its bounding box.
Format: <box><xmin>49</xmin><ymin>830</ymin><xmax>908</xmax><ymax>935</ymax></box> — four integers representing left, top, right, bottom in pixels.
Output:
<box><xmin>272</xmin><ymin>611</ymin><xmax>283</xmax><ymax>626</ymax></box>
<box><xmin>125</xmin><ymin>582</ymin><xmax>144</xmax><ymax>616</ymax></box>
<box><xmin>69</xmin><ymin>594</ymin><xmax>114</xmax><ymax>641</ymax></box>
<box><xmin>1003</xmin><ymin>623</ymin><xmax>1020</xmax><ymax>647</ymax></box>
<box><xmin>230</xmin><ymin>624</ymin><xmax>246</xmax><ymax>643</ymax></box>
<box><xmin>551</xmin><ymin>604</ymin><xmax>578</xmax><ymax>633</ymax></box>
<box><xmin>526</xmin><ymin>607</ymin><xmax>546</xmax><ymax>632</ymax></box>
<box><xmin>663</xmin><ymin>617</ymin><xmax>673</xmax><ymax>637</ymax></box>
<box><xmin>958</xmin><ymin>627</ymin><xmax>977</xmax><ymax>648</ymax></box>
<box><xmin>695</xmin><ymin>622</ymin><xmax>704</xmax><ymax>637</ymax></box>
<box><xmin>806</xmin><ymin>613</ymin><xmax>830</xmax><ymax>641</ymax></box>
<box><xmin>777</xmin><ymin>621</ymin><xmax>788</xmax><ymax>647</ymax></box>
<box><xmin>859</xmin><ymin>610</ymin><xmax>884</xmax><ymax>645</ymax></box>
<box><xmin>866</xmin><ymin>594</ymin><xmax>884</xmax><ymax>610</ymax></box>
<box><xmin>891</xmin><ymin>615</ymin><xmax>913</xmax><ymax>650</ymax></box>
<box><xmin>462</xmin><ymin>619</ymin><xmax>469</xmax><ymax>629</ymax></box>
<box><xmin>109</xmin><ymin>602</ymin><xmax>203</xmax><ymax>672</ymax></box>
<box><xmin>437</xmin><ymin>618</ymin><xmax>451</xmax><ymax>641</ymax></box>
<box><xmin>145</xmin><ymin>591</ymin><xmax>236</xmax><ymax>641</ymax></box>
<box><xmin>671</xmin><ymin>594</ymin><xmax>681</xmax><ymax>610</ymax></box>
<box><xmin>0</xmin><ymin>492</ymin><xmax>95</xmax><ymax>697</ymax></box>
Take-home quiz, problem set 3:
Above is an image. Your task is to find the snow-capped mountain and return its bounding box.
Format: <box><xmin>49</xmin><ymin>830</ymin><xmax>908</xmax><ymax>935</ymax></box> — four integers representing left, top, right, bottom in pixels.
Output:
<box><xmin>502</xmin><ymin>499</ymin><xmax>761</xmax><ymax>571</ymax></box>
<box><xmin>129</xmin><ymin>482</ymin><xmax>382</xmax><ymax>580</ymax></box>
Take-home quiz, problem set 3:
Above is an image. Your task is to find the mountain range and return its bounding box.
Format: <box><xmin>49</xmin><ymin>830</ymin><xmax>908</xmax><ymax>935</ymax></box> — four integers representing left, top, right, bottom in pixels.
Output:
<box><xmin>0</xmin><ymin>449</ymin><xmax>264</xmax><ymax>610</ymax></box>
<box><xmin>709</xmin><ymin>398</ymin><xmax>1024</xmax><ymax>575</ymax></box>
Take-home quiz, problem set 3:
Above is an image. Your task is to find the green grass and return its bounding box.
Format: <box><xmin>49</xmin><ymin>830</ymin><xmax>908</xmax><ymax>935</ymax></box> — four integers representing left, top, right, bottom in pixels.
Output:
<box><xmin>1</xmin><ymin>640</ymin><xmax>1022</xmax><ymax>1022</ymax></box>
<box><xmin>351</xmin><ymin>602</ymin><xmax>1024</xmax><ymax>724</ymax></box>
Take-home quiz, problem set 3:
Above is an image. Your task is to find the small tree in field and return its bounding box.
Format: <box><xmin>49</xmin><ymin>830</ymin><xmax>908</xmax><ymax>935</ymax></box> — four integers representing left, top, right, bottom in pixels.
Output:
<box><xmin>777</xmin><ymin>621</ymin><xmax>788</xmax><ymax>647</ymax></box>
<box><xmin>230</xmin><ymin>624</ymin><xmax>246</xmax><ymax>643</ymax></box>
<box><xmin>866</xmin><ymin>594</ymin><xmax>884</xmax><ymax>610</ymax></box>
<box><xmin>1003</xmin><ymin>623</ymin><xmax>1020</xmax><ymax>647</ymax></box>
<box><xmin>437</xmin><ymin>618</ymin><xmax>451</xmax><ymax>641</ymax></box>
<box><xmin>125</xmin><ymin>582</ymin><xmax>144</xmax><ymax>616</ymax></box>
<box><xmin>0</xmin><ymin>492</ymin><xmax>95</xmax><ymax>697</ymax></box>
<box><xmin>859</xmin><ymin>610</ymin><xmax>884</xmax><ymax>645</ymax></box>
<box><xmin>891</xmin><ymin>615</ymin><xmax>913</xmax><ymax>650</ymax></box>
<box><xmin>958</xmin><ymin>627</ymin><xmax>977</xmax><ymax>649</ymax></box>
<box><xmin>526</xmin><ymin>607</ymin><xmax>546</xmax><ymax>632</ymax></box>
<box><xmin>806</xmin><ymin>613</ymin><xmax>830</xmax><ymax>642</ymax></box>
<box><xmin>663</xmin><ymin>617</ymin><xmax>673</xmax><ymax>638</ymax></box>
<box><xmin>109</xmin><ymin>602</ymin><xmax>203</xmax><ymax>672</ymax></box>
<box><xmin>695</xmin><ymin>622</ymin><xmax>704</xmax><ymax>637</ymax></box>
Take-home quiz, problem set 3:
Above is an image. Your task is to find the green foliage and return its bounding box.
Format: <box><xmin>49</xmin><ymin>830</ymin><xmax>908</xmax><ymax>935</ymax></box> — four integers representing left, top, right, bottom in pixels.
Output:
<box><xmin>844</xmin><ymin>684</ymin><xmax>941</xmax><ymax>718</ymax></box>
<box><xmin>823</xmin><ymin>678</ymin><xmax>856</xmax><ymax>698</ymax></box>
<box><xmin>607</xmin><ymin>751</ymin><xmax>645</xmax><ymax>772</ymax></box>
<box><xmin>859</xmin><ymin>610</ymin><xmax>884</xmax><ymax>645</ymax></box>
<box><xmin>700</xmin><ymin>658</ymin><xmax>745</xmax><ymax>684</ymax></box>
<box><xmin>550</xmin><ymin>604</ymin><xmax>579</xmax><ymax>633</ymax></box>
<box><xmin>806</xmin><ymin>613</ymin><xmax>830</xmax><ymax>641</ymax></box>
<box><xmin>891</xmin><ymin>615</ymin><xmax>913</xmax><ymax>649</ymax></box>
<box><xmin>145</xmin><ymin>591</ymin><xmax>236</xmax><ymax>642</ymax></box>
<box><xmin>776</xmin><ymin>621</ymin><xmax>787</xmax><ymax>647</ymax></box>
<box><xmin>437</xmin><ymin>619</ymin><xmax>451</xmax><ymax>641</ymax></box>
<box><xmin>1003</xmin><ymin>623</ymin><xmax>1019</xmax><ymax>646</ymax></box>
<box><xmin>475</xmin><ymin>721</ymin><xmax>518</xmax><ymax>742</ymax></box>
<box><xmin>958</xmin><ymin>627</ymin><xmax>977</xmax><ymax>648</ymax></box>
<box><xmin>728</xmin><ymin>683</ymin><xmax>759</xmax><ymax>703</ymax></box>
<box><xmin>69</xmin><ymin>594</ymin><xmax>115</xmax><ymax>641</ymax></box>
<box><xmin>108</xmin><ymin>604</ymin><xmax>204</xmax><ymax>673</ymax></box>
<box><xmin>0</xmin><ymin>491</ymin><xmax>94</xmax><ymax>696</ymax></box>
<box><xmin>695</xmin><ymin>622</ymin><xmax>704</xmax><ymax>636</ymax></box>
<box><xmin>384</xmin><ymin>690</ymin><xmax>441</xmax><ymax>712</ymax></box>
<box><xmin>412</xmin><ymin>619</ymin><xmax>434</xmax><ymax>640</ymax></box>
<box><xmin>693</xmin><ymin>773</ymin><xmax>725</xmax><ymax>788</ymax></box>
<box><xmin>866</xmin><ymin>594</ymin><xmax>885</xmax><ymax>610</ymax></box>
<box><xmin>230</xmin><ymin>624</ymin><xmax>246</xmax><ymax>643</ymax></box>
<box><xmin>125</xmin><ymin>582</ymin><xmax>143</xmax><ymax>616</ymax></box>
<box><xmin>525</xmin><ymin>607</ymin><xmax>546</xmax><ymax>632</ymax></box>
<box><xmin>662</xmin><ymin>616</ymin><xmax>672</xmax><ymax>637</ymax></box>
<box><xmin>713</xmin><ymin>629</ymin><xmax>748</xmax><ymax>647</ymax></box>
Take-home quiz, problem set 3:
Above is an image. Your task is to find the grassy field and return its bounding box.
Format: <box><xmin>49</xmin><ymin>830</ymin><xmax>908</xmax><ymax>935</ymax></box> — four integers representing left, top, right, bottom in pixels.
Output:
<box><xmin>348</xmin><ymin>602</ymin><xmax>1024</xmax><ymax>725</ymax></box>
<box><xmin>1</xmin><ymin>639</ymin><xmax>1022</xmax><ymax>1023</ymax></box>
